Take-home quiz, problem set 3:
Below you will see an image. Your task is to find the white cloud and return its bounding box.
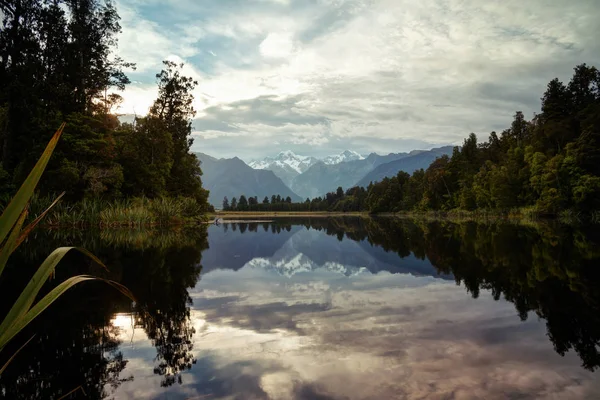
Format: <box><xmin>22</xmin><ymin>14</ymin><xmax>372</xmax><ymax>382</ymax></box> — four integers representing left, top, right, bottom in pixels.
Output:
<box><xmin>116</xmin><ymin>2</ymin><xmax>199</xmax><ymax>73</ymax></box>
<box><xmin>259</xmin><ymin>32</ymin><xmax>296</xmax><ymax>59</ymax></box>
<box><xmin>115</xmin><ymin>0</ymin><xmax>600</xmax><ymax>157</ymax></box>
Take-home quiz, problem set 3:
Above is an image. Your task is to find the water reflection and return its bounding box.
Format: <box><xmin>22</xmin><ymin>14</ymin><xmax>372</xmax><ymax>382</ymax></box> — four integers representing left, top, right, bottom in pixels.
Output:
<box><xmin>0</xmin><ymin>228</ymin><xmax>208</xmax><ymax>399</ymax></box>
<box><xmin>0</xmin><ymin>218</ymin><xmax>599</xmax><ymax>399</ymax></box>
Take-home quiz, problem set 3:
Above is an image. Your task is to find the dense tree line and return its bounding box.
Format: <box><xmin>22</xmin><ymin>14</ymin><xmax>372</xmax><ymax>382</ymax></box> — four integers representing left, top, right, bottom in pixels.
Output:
<box><xmin>225</xmin><ymin>64</ymin><xmax>599</xmax><ymax>215</ymax></box>
<box><xmin>352</xmin><ymin>64</ymin><xmax>600</xmax><ymax>214</ymax></box>
<box><xmin>222</xmin><ymin>186</ymin><xmax>367</xmax><ymax>212</ymax></box>
<box><xmin>0</xmin><ymin>1</ymin><xmax>209</xmax><ymax>208</ymax></box>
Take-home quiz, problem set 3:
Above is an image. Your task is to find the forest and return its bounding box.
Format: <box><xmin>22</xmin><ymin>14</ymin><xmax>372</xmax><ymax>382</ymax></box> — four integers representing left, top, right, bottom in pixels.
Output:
<box><xmin>225</xmin><ymin>64</ymin><xmax>600</xmax><ymax>217</ymax></box>
<box><xmin>0</xmin><ymin>0</ymin><xmax>210</xmax><ymax>219</ymax></box>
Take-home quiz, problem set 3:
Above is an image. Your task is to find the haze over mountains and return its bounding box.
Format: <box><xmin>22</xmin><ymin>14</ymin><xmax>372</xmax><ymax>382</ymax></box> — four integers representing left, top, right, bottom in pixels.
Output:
<box><xmin>197</xmin><ymin>147</ymin><xmax>454</xmax><ymax>206</ymax></box>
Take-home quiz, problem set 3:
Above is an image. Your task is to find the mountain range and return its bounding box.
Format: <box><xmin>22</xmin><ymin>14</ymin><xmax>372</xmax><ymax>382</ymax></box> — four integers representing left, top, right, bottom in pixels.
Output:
<box><xmin>197</xmin><ymin>147</ymin><xmax>454</xmax><ymax>205</ymax></box>
<box><xmin>288</xmin><ymin>147</ymin><xmax>454</xmax><ymax>198</ymax></box>
<box><xmin>355</xmin><ymin>147</ymin><xmax>455</xmax><ymax>188</ymax></box>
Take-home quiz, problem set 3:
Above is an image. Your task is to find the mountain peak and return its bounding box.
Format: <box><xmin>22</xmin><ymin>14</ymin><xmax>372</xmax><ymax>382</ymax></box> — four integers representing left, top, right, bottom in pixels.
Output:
<box><xmin>277</xmin><ymin>150</ymin><xmax>297</xmax><ymax>157</ymax></box>
<box><xmin>323</xmin><ymin>150</ymin><xmax>365</xmax><ymax>165</ymax></box>
<box><xmin>249</xmin><ymin>151</ymin><xmax>319</xmax><ymax>176</ymax></box>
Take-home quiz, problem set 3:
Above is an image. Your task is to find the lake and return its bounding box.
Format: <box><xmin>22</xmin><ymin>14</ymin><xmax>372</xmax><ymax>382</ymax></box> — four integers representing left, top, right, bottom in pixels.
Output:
<box><xmin>1</xmin><ymin>217</ymin><xmax>599</xmax><ymax>399</ymax></box>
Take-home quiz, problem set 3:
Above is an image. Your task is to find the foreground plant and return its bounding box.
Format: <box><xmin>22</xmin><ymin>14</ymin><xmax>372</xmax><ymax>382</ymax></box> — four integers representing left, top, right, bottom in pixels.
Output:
<box><xmin>0</xmin><ymin>124</ymin><xmax>134</xmax><ymax>374</ymax></box>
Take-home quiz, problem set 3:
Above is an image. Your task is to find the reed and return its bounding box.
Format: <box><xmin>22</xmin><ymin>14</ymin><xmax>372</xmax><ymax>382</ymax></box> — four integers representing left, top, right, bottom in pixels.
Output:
<box><xmin>35</xmin><ymin>196</ymin><xmax>205</xmax><ymax>228</ymax></box>
<box><xmin>99</xmin><ymin>202</ymin><xmax>155</xmax><ymax>227</ymax></box>
<box><xmin>149</xmin><ymin>197</ymin><xmax>183</xmax><ymax>226</ymax></box>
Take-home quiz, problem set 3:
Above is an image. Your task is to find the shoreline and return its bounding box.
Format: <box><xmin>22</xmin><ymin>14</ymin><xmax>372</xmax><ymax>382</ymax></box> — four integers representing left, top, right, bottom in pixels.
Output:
<box><xmin>210</xmin><ymin>209</ymin><xmax>599</xmax><ymax>224</ymax></box>
<box><xmin>210</xmin><ymin>211</ymin><xmax>370</xmax><ymax>218</ymax></box>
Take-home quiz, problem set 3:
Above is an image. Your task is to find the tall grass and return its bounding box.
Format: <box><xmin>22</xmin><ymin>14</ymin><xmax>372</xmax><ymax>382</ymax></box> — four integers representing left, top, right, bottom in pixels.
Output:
<box><xmin>35</xmin><ymin>196</ymin><xmax>206</xmax><ymax>228</ymax></box>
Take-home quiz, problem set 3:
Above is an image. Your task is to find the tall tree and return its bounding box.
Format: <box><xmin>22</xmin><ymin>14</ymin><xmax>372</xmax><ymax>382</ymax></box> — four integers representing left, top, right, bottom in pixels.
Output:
<box><xmin>238</xmin><ymin>195</ymin><xmax>248</xmax><ymax>210</ymax></box>
<box><xmin>222</xmin><ymin>196</ymin><xmax>229</xmax><ymax>211</ymax></box>
<box><xmin>149</xmin><ymin>61</ymin><xmax>208</xmax><ymax>205</ymax></box>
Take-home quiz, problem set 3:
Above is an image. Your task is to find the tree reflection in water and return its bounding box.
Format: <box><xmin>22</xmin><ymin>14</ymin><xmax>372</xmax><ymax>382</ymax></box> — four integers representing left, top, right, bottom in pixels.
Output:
<box><xmin>0</xmin><ymin>228</ymin><xmax>208</xmax><ymax>398</ymax></box>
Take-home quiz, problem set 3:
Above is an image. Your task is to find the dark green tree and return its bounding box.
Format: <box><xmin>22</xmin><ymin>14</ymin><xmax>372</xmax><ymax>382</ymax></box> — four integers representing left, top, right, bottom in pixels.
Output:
<box><xmin>222</xmin><ymin>196</ymin><xmax>230</xmax><ymax>211</ymax></box>
<box><xmin>149</xmin><ymin>61</ymin><xmax>208</xmax><ymax>207</ymax></box>
<box><xmin>238</xmin><ymin>195</ymin><xmax>248</xmax><ymax>210</ymax></box>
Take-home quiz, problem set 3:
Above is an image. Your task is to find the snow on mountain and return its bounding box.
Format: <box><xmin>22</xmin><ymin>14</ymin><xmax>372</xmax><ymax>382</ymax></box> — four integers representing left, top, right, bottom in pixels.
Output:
<box><xmin>323</xmin><ymin>150</ymin><xmax>365</xmax><ymax>165</ymax></box>
<box><xmin>249</xmin><ymin>150</ymin><xmax>364</xmax><ymax>173</ymax></box>
<box><xmin>249</xmin><ymin>150</ymin><xmax>319</xmax><ymax>174</ymax></box>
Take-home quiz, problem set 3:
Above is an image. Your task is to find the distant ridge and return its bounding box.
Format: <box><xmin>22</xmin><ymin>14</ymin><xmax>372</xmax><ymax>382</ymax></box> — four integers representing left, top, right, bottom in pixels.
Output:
<box><xmin>354</xmin><ymin>146</ymin><xmax>455</xmax><ymax>188</ymax></box>
<box><xmin>196</xmin><ymin>153</ymin><xmax>302</xmax><ymax>207</ymax></box>
<box><xmin>289</xmin><ymin>147</ymin><xmax>453</xmax><ymax>198</ymax></box>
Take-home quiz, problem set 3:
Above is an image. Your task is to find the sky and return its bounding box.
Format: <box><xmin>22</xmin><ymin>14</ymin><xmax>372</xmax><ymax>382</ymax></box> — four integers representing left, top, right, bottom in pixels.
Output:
<box><xmin>114</xmin><ymin>0</ymin><xmax>600</xmax><ymax>162</ymax></box>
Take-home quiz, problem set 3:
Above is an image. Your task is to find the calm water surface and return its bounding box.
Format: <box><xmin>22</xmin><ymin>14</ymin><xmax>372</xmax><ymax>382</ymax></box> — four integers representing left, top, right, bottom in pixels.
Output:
<box><xmin>1</xmin><ymin>218</ymin><xmax>599</xmax><ymax>399</ymax></box>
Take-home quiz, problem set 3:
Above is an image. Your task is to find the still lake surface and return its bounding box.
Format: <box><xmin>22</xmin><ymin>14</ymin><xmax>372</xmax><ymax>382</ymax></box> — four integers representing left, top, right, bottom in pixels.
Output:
<box><xmin>1</xmin><ymin>217</ymin><xmax>600</xmax><ymax>399</ymax></box>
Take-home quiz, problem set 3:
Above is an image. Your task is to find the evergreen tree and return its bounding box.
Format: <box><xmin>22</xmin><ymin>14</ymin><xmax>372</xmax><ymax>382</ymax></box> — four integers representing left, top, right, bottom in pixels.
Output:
<box><xmin>149</xmin><ymin>61</ymin><xmax>208</xmax><ymax>206</ymax></box>
<box><xmin>238</xmin><ymin>195</ymin><xmax>248</xmax><ymax>210</ymax></box>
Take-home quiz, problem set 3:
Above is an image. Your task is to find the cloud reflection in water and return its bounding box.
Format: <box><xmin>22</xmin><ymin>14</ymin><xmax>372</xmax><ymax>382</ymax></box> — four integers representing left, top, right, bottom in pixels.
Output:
<box><xmin>111</xmin><ymin>222</ymin><xmax>600</xmax><ymax>399</ymax></box>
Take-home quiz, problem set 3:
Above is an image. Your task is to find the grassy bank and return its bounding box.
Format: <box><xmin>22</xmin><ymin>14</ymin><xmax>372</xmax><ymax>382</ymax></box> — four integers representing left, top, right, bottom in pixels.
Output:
<box><xmin>26</xmin><ymin>196</ymin><xmax>209</xmax><ymax>228</ymax></box>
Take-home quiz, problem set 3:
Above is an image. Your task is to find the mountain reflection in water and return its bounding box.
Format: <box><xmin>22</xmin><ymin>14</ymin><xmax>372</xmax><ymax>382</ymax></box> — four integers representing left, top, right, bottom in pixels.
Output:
<box><xmin>0</xmin><ymin>218</ymin><xmax>599</xmax><ymax>399</ymax></box>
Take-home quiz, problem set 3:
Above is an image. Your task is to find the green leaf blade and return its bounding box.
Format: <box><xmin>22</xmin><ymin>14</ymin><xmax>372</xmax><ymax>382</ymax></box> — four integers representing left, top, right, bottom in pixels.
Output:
<box><xmin>0</xmin><ymin>247</ymin><xmax>106</xmax><ymax>337</ymax></box>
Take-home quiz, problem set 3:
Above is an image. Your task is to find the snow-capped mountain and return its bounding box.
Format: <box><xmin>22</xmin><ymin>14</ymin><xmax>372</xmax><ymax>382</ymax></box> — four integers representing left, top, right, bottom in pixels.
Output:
<box><xmin>247</xmin><ymin>149</ymin><xmax>366</xmax><ymax>193</ymax></box>
<box><xmin>248</xmin><ymin>151</ymin><xmax>320</xmax><ymax>187</ymax></box>
<box><xmin>249</xmin><ymin>150</ymin><xmax>319</xmax><ymax>174</ymax></box>
<box><xmin>323</xmin><ymin>150</ymin><xmax>365</xmax><ymax>165</ymax></box>
<box><xmin>249</xmin><ymin>150</ymin><xmax>364</xmax><ymax>173</ymax></box>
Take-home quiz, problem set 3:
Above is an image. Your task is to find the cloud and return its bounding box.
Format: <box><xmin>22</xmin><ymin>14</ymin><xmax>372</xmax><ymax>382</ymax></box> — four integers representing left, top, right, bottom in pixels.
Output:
<box><xmin>260</xmin><ymin>32</ymin><xmax>297</xmax><ymax>59</ymax></box>
<box><xmin>115</xmin><ymin>0</ymin><xmax>600</xmax><ymax>159</ymax></box>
